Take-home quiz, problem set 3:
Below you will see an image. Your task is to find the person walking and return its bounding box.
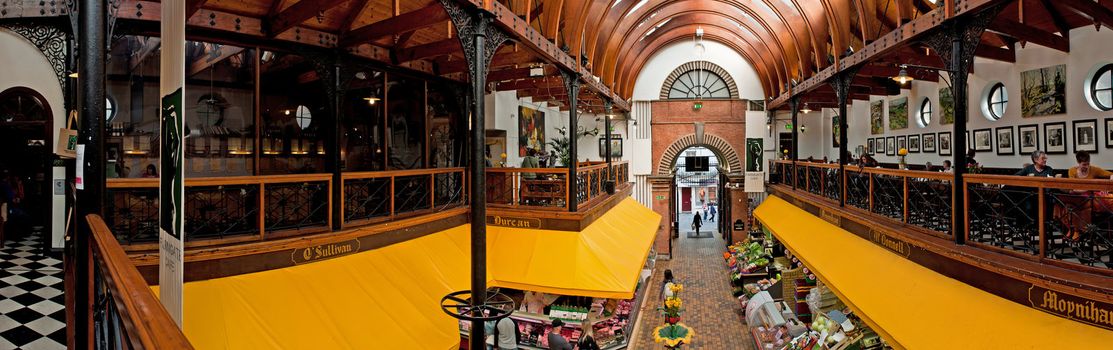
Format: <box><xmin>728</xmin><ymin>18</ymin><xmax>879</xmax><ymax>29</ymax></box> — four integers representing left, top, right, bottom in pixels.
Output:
<box><xmin>576</xmin><ymin>320</ymin><xmax>600</xmax><ymax>350</ymax></box>
<box><xmin>692</xmin><ymin>212</ymin><xmax>702</xmax><ymax>235</ymax></box>
<box><xmin>709</xmin><ymin>203</ymin><xmax>717</xmax><ymax>222</ymax></box>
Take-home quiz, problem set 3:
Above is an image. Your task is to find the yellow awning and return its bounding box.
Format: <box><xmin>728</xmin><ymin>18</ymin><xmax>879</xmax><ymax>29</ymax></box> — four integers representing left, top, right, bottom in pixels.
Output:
<box><xmin>487</xmin><ymin>197</ymin><xmax>661</xmax><ymax>299</ymax></box>
<box><xmin>160</xmin><ymin>198</ymin><xmax>658</xmax><ymax>349</ymax></box>
<box><xmin>754</xmin><ymin>195</ymin><xmax>1113</xmax><ymax>349</ymax></box>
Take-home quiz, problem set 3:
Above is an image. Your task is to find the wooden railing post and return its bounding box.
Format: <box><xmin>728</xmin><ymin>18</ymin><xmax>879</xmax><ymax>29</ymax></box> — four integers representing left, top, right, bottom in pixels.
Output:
<box><xmin>430</xmin><ymin>173</ymin><xmax>436</xmax><ymax>209</ymax></box>
<box><xmin>903</xmin><ymin>176</ymin><xmax>910</xmax><ymax>223</ymax></box>
<box><xmin>868</xmin><ymin>173</ymin><xmax>875</xmax><ymax>212</ymax></box>
<box><xmin>1038</xmin><ymin>186</ymin><xmax>1046</xmax><ymax>259</ymax></box>
<box><xmin>963</xmin><ymin>179</ymin><xmax>971</xmax><ymax>243</ymax></box>
<box><xmin>389</xmin><ymin>176</ymin><xmax>396</xmax><ymax>219</ymax></box>
<box><xmin>259</xmin><ymin>182</ymin><xmax>266</xmax><ymax>239</ymax></box>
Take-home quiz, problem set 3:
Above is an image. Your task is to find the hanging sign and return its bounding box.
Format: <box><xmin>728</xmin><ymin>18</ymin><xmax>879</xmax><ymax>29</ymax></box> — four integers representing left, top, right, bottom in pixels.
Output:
<box><xmin>744</xmin><ymin>172</ymin><xmax>764</xmax><ymax>193</ymax></box>
<box><xmin>159</xmin><ymin>0</ymin><xmax>186</xmax><ymax>326</ymax></box>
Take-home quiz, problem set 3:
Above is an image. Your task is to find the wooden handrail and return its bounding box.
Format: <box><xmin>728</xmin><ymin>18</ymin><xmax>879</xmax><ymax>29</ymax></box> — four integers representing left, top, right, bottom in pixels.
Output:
<box><xmin>87</xmin><ymin>214</ymin><xmax>194</xmax><ymax>349</ymax></box>
<box><xmin>486</xmin><ymin>167</ymin><xmax>570</xmax><ymax>174</ymax></box>
<box><xmin>965</xmin><ymin>173</ymin><xmax>1113</xmax><ymax>191</ymax></box>
<box><xmin>107</xmin><ymin>173</ymin><xmax>332</xmax><ymax>188</ymax></box>
<box><xmin>342</xmin><ymin>167</ymin><xmax>465</xmax><ymax>180</ymax></box>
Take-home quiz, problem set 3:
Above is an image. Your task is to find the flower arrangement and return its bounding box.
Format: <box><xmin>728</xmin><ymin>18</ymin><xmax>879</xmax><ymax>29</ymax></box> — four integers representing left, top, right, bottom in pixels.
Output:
<box><xmin>653</xmin><ymin>323</ymin><xmax>694</xmax><ymax>348</ymax></box>
<box><xmin>898</xmin><ymin>148</ymin><xmax>909</xmax><ymax>156</ymax></box>
<box><xmin>897</xmin><ymin>148</ymin><xmax>909</xmax><ymax>169</ymax></box>
<box><xmin>659</xmin><ymin>283</ymin><xmax>685</xmax><ymax>324</ymax></box>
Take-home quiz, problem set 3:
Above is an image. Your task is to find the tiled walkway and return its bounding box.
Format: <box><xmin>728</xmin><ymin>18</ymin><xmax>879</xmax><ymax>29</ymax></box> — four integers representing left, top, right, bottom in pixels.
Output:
<box><xmin>0</xmin><ymin>233</ymin><xmax>66</xmax><ymax>350</ymax></box>
<box><xmin>632</xmin><ymin>213</ymin><xmax>754</xmax><ymax>349</ymax></box>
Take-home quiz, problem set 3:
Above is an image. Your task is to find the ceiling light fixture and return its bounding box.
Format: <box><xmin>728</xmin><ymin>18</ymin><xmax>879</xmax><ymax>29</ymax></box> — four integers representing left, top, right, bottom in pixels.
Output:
<box><xmin>801</xmin><ymin>102</ymin><xmax>812</xmax><ymax>114</ymax></box>
<box><xmin>892</xmin><ymin>64</ymin><xmax>914</xmax><ymax>84</ymax></box>
<box><xmin>363</xmin><ymin>97</ymin><xmax>380</xmax><ymax>105</ymax></box>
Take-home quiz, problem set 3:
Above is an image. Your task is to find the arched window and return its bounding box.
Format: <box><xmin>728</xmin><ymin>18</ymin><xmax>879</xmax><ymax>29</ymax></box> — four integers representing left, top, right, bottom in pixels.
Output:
<box><xmin>106</xmin><ymin>96</ymin><xmax>117</xmax><ymax>122</ymax></box>
<box><xmin>918</xmin><ymin>98</ymin><xmax>932</xmax><ymax>126</ymax></box>
<box><xmin>294</xmin><ymin>105</ymin><xmax>312</xmax><ymax>129</ymax></box>
<box><xmin>986</xmin><ymin>83</ymin><xmax>1008</xmax><ymax>120</ymax></box>
<box><xmin>1090</xmin><ymin>64</ymin><xmax>1113</xmax><ymax>111</ymax></box>
<box><xmin>667</xmin><ymin>69</ymin><xmax>732</xmax><ymax>99</ymax></box>
<box><xmin>0</xmin><ymin>87</ymin><xmax>50</xmax><ymax>123</ymax></box>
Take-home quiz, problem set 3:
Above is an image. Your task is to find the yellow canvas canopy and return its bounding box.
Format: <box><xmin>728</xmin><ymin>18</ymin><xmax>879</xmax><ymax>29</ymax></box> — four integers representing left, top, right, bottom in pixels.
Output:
<box><xmin>160</xmin><ymin>198</ymin><xmax>659</xmax><ymax>349</ymax></box>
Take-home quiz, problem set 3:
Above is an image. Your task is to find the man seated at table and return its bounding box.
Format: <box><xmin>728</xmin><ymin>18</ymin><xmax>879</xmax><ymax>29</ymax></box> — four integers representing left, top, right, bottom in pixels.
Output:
<box><xmin>521</xmin><ymin>148</ymin><xmax>540</xmax><ymax>179</ymax></box>
<box><xmin>1069</xmin><ymin>151</ymin><xmax>1113</xmax><ymax>179</ymax></box>
<box><xmin>1015</xmin><ymin>150</ymin><xmax>1054</xmax><ymax>177</ymax></box>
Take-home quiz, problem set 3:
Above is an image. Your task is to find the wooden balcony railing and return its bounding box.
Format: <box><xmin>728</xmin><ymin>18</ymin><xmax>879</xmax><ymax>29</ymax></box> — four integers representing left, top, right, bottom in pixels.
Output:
<box><xmin>340</xmin><ymin>168</ymin><xmax>467</xmax><ymax>227</ymax></box>
<box><xmin>773</xmin><ymin>160</ymin><xmax>1112</xmax><ymax>273</ymax></box>
<box><xmin>577</xmin><ymin>162</ymin><xmax>610</xmax><ymax>207</ymax></box>
<box><xmin>486</xmin><ymin>167</ymin><xmax>572</xmax><ymax>211</ymax></box>
<box><xmin>87</xmin><ymin>214</ymin><xmax>193</xmax><ymax>349</ymax></box>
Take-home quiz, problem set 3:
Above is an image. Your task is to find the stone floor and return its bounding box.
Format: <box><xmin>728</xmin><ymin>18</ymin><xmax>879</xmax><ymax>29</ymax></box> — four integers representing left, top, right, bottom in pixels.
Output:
<box><xmin>631</xmin><ymin>213</ymin><xmax>754</xmax><ymax>350</ymax></box>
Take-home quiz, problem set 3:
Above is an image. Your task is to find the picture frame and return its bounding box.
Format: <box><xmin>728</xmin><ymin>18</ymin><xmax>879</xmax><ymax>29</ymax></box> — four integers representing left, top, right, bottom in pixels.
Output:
<box><xmin>1073</xmin><ymin>119</ymin><xmax>1098</xmax><ymax>153</ymax></box>
<box><xmin>896</xmin><ymin>135</ymin><xmax>907</xmax><ymax>153</ymax></box>
<box><xmin>867</xmin><ymin>139</ymin><xmax>874</xmax><ymax>154</ymax></box>
<box><xmin>972</xmin><ymin>128</ymin><xmax>993</xmax><ymax>152</ymax></box>
<box><xmin>938</xmin><ymin>132</ymin><xmax>953</xmax><ymax>156</ymax></box>
<box><xmin>1106</xmin><ymin>118</ymin><xmax>1113</xmax><ymax>149</ymax></box>
<box><xmin>886</xmin><ymin>137</ymin><xmax>896</xmax><ymax>156</ymax></box>
<box><xmin>598</xmin><ymin>137</ymin><xmax>623</xmax><ymax>157</ymax></box>
<box><xmin>876</xmin><ymin>138</ymin><xmax>885</xmax><ymax>155</ymax></box>
<box><xmin>1018</xmin><ymin>124</ymin><xmax>1039</xmax><ymax>154</ymax></box>
<box><xmin>1044</xmin><ymin>122</ymin><xmax>1067</xmax><ymax>154</ymax></box>
<box><xmin>908</xmin><ymin>135</ymin><xmax>920</xmax><ymax>153</ymax></box>
<box><xmin>995</xmin><ymin>126</ymin><xmax>1015</xmax><ymax>155</ymax></box>
<box><xmin>922</xmin><ymin>133</ymin><xmax>937</xmax><ymax>153</ymax></box>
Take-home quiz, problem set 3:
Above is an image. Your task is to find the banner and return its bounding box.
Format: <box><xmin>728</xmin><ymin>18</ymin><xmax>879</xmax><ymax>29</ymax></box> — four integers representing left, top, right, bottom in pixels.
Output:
<box><xmin>159</xmin><ymin>0</ymin><xmax>185</xmax><ymax>325</ymax></box>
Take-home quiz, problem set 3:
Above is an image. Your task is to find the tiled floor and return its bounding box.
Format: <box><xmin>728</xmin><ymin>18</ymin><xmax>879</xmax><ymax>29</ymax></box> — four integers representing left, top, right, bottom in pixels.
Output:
<box><xmin>632</xmin><ymin>213</ymin><xmax>754</xmax><ymax>349</ymax></box>
<box><xmin>0</xmin><ymin>234</ymin><xmax>66</xmax><ymax>350</ymax></box>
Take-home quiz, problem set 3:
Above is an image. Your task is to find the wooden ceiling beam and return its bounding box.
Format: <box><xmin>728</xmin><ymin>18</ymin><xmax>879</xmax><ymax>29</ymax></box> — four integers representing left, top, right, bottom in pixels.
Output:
<box><xmin>340</xmin><ymin>0</ymin><xmax>371</xmax><ymax>34</ymax></box>
<box><xmin>1040</xmin><ymin>0</ymin><xmax>1072</xmax><ymax>37</ymax></box>
<box><xmin>975</xmin><ymin>42</ymin><xmax>1015</xmax><ymax>62</ymax></box>
<box><xmin>1057</xmin><ymin>0</ymin><xmax>1113</xmax><ymax>31</ymax></box>
<box><xmin>268</xmin><ymin>0</ymin><xmax>350</xmax><ymax>37</ymax></box>
<box><xmin>437</xmin><ymin>49</ymin><xmax>540</xmax><ymax>75</ymax></box>
<box><xmin>339</xmin><ymin>2</ymin><xmax>448</xmax><ymax>47</ymax></box>
<box><xmin>186</xmin><ymin>0</ymin><xmax>207</xmax><ymax>19</ymax></box>
<box><xmin>487</xmin><ymin>65</ymin><xmax>560</xmax><ymax>82</ymax></box>
<box><xmin>989</xmin><ymin>17</ymin><xmax>1069</xmax><ymax>52</ymax></box>
<box><xmin>188</xmin><ymin>45</ymin><xmax>244</xmax><ymax>77</ymax></box>
<box><xmin>394</xmin><ymin>38</ymin><xmax>459</xmax><ymax>64</ymax></box>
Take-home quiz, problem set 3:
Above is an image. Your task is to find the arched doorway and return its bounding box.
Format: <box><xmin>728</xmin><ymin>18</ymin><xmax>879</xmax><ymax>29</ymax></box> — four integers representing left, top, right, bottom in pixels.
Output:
<box><xmin>0</xmin><ymin>86</ymin><xmax>53</xmax><ymax>249</ymax></box>
<box><xmin>673</xmin><ymin>146</ymin><xmax>724</xmax><ymax>239</ymax></box>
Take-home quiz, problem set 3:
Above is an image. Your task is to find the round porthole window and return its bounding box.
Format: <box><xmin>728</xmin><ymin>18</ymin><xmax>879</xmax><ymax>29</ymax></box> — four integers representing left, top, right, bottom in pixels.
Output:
<box><xmin>917</xmin><ymin>97</ymin><xmax>932</xmax><ymax>127</ymax></box>
<box><xmin>1085</xmin><ymin>63</ymin><xmax>1113</xmax><ymax>111</ymax></box>
<box><xmin>981</xmin><ymin>82</ymin><xmax>1008</xmax><ymax>121</ymax></box>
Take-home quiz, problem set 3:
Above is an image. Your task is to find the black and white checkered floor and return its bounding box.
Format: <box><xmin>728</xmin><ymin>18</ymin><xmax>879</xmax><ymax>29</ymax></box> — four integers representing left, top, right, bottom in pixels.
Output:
<box><xmin>0</xmin><ymin>234</ymin><xmax>65</xmax><ymax>350</ymax></box>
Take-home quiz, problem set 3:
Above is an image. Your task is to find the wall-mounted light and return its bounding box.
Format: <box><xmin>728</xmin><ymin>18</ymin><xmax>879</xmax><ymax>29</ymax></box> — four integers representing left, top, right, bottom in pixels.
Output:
<box><xmin>363</xmin><ymin>97</ymin><xmax>380</xmax><ymax>105</ymax></box>
<box><xmin>68</xmin><ymin>72</ymin><xmax>79</xmax><ymax>78</ymax></box>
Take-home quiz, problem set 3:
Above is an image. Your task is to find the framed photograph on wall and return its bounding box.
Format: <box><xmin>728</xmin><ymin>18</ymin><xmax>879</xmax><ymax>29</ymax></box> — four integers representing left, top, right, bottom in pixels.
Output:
<box><xmin>996</xmin><ymin>126</ymin><xmax>1015</xmax><ymax>155</ymax></box>
<box><xmin>1019</xmin><ymin>124</ymin><xmax>1039</xmax><ymax>154</ymax></box>
<box><xmin>897</xmin><ymin>135</ymin><xmax>907</xmax><ymax>153</ymax></box>
<box><xmin>922</xmin><ymin>133</ymin><xmax>937</xmax><ymax>153</ymax></box>
<box><xmin>972</xmin><ymin>128</ymin><xmax>993</xmax><ymax>152</ymax></box>
<box><xmin>886</xmin><ymin>137</ymin><xmax>896</xmax><ymax>156</ymax></box>
<box><xmin>876</xmin><ymin>138</ymin><xmax>885</xmax><ymax>155</ymax></box>
<box><xmin>939</xmin><ymin>132</ymin><xmax>953</xmax><ymax>156</ymax></box>
<box><xmin>598</xmin><ymin>137</ymin><xmax>623</xmax><ymax>157</ymax></box>
<box><xmin>1074</xmin><ymin>119</ymin><xmax>1098</xmax><ymax>153</ymax></box>
<box><xmin>1106</xmin><ymin>118</ymin><xmax>1113</xmax><ymax>149</ymax></box>
<box><xmin>908</xmin><ymin>135</ymin><xmax>921</xmax><ymax>153</ymax></box>
<box><xmin>1044</xmin><ymin>122</ymin><xmax>1067</xmax><ymax>154</ymax></box>
<box><xmin>867</xmin><ymin>139</ymin><xmax>874</xmax><ymax>154</ymax></box>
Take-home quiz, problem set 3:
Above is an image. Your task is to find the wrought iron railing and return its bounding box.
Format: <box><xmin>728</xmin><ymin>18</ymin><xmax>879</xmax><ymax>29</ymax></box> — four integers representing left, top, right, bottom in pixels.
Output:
<box><xmin>965</xmin><ymin>175</ymin><xmax>1113</xmax><ymax>270</ymax></box>
<box><xmin>106</xmin><ymin>175</ymin><xmax>333</xmax><ymax>246</ymax></box>
<box><xmin>88</xmin><ymin>214</ymin><xmax>193</xmax><ymax>349</ymax></box>
<box><xmin>341</xmin><ymin>168</ymin><xmax>467</xmax><ymax>226</ymax></box>
<box><xmin>486</xmin><ymin>167</ymin><xmax>570</xmax><ymax>210</ymax></box>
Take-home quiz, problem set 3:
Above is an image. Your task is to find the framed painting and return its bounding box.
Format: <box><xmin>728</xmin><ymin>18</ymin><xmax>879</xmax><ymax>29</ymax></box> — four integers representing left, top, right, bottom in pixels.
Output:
<box><xmin>870</xmin><ymin>100</ymin><xmax>884</xmax><ymax>135</ymax></box>
<box><xmin>518</xmin><ymin>105</ymin><xmax>545</xmax><ymax>156</ymax></box>
<box><xmin>1044</xmin><ymin>122</ymin><xmax>1067</xmax><ymax>154</ymax></box>
<box><xmin>896</xmin><ymin>135</ymin><xmax>907</xmax><ymax>153</ymax></box>
<box><xmin>922</xmin><ymin>133</ymin><xmax>937</xmax><ymax>153</ymax></box>
<box><xmin>889</xmin><ymin>97</ymin><xmax>908</xmax><ymax>130</ymax></box>
<box><xmin>886</xmin><ymin>136</ymin><xmax>896</xmax><ymax>156</ymax></box>
<box><xmin>875</xmin><ymin>138</ymin><xmax>885</xmax><ymax>155</ymax></box>
<box><xmin>1106</xmin><ymin>118</ymin><xmax>1113</xmax><ymax>149</ymax></box>
<box><xmin>1018</xmin><ymin>124</ymin><xmax>1039</xmax><ymax>154</ymax></box>
<box><xmin>598</xmin><ymin>137</ymin><xmax>623</xmax><ymax>157</ymax></box>
<box><xmin>1074</xmin><ymin>119</ymin><xmax>1098</xmax><ymax>153</ymax></box>
<box><xmin>1021</xmin><ymin>64</ymin><xmax>1067</xmax><ymax>117</ymax></box>
<box><xmin>867</xmin><ymin>138</ymin><xmax>874</xmax><ymax>155</ymax></box>
<box><xmin>972</xmin><ymin>128</ymin><xmax>993</xmax><ymax>152</ymax></box>
<box><xmin>908</xmin><ymin>135</ymin><xmax>921</xmax><ymax>153</ymax></box>
<box><xmin>939</xmin><ymin>87</ymin><xmax>955</xmax><ymax>125</ymax></box>
<box><xmin>996</xmin><ymin>126</ymin><xmax>1015</xmax><ymax>155</ymax></box>
<box><xmin>938</xmin><ymin>132</ymin><xmax>952</xmax><ymax>156</ymax></box>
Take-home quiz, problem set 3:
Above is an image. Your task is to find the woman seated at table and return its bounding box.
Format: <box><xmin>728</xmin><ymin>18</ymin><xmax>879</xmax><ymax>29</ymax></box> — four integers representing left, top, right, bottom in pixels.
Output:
<box><xmin>1015</xmin><ymin>150</ymin><xmax>1054</xmax><ymax>177</ymax></box>
<box><xmin>520</xmin><ymin>148</ymin><xmax>540</xmax><ymax>179</ymax></box>
<box><xmin>858</xmin><ymin>154</ymin><xmax>878</xmax><ymax>168</ymax></box>
<box><xmin>1059</xmin><ymin>151</ymin><xmax>1113</xmax><ymax>241</ymax></box>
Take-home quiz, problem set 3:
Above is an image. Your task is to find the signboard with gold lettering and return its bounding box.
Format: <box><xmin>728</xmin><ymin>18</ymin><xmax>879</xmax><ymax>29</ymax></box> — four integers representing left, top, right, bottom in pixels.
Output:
<box><xmin>1029</xmin><ymin>285</ymin><xmax>1113</xmax><ymax>330</ymax></box>
<box><xmin>486</xmin><ymin>215</ymin><xmax>542</xmax><ymax>229</ymax></box>
<box><xmin>291</xmin><ymin>239</ymin><xmax>361</xmax><ymax>265</ymax></box>
<box><xmin>868</xmin><ymin>229</ymin><xmax>911</xmax><ymax>258</ymax></box>
<box><xmin>820</xmin><ymin>209</ymin><xmax>841</xmax><ymax>227</ymax></box>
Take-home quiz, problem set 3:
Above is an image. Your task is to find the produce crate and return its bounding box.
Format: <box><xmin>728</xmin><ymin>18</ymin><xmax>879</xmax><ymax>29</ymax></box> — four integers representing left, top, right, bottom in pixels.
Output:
<box><xmin>780</xmin><ymin>266</ymin><xmax>804</xmax><ymax>306</ymax></box>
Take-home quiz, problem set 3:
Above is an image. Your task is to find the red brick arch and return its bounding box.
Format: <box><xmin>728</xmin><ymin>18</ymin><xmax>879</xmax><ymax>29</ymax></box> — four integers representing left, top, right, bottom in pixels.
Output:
<box><xmin>656</xmin><ymin>133</ymin><xmax>743</xmax><ymax>175</ymax></box>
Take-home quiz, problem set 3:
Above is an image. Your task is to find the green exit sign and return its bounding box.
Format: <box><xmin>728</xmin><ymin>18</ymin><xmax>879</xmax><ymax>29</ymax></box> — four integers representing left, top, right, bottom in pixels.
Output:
<box><xmin>785</xmin><ymin>123</ymin><xmax>793</xmax><ymax>130</ymax></box>
<box><xmin>692</xmin><ymin>102</ymin><xmax>702</xmax><ymax>110</ymax></box>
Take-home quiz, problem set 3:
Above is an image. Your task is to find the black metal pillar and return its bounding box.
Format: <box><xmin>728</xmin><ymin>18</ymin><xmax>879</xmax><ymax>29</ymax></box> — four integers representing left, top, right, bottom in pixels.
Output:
<box><xmin>330</xmin><ymin>63</ymin><xmax>343</xmax><ymax>230</ymax></box>
<box><xmin>604</xmin><ymin>101</ymin><xmax>614</xmax><ymax>194</ymax></box>
<box><xmin>829</xmin><ymin>68</ymin><xmax>859</xmax><ymax>207</ymax></box>
<box><xmin>789</xmin><ymin>98</ymin><xmax>799</xmax><ymax>191</ymax></box>
<box><xmin>562</xmin><ymin>70</ymin><xmax>582</xmax><ymax>211</ymax></box>
<box><xmin>75</xmin><ymin>0</ymin><xmax>107</xmax><ymax>347</ymax></box>
<box><xmin>438</xmin><ymin>2</ymin><xmax>510</xmax><ymax>348</ymax></box>
<box><xmin>924</xmin><ymin>4</ymin><xmax>1004</xmax><ymax>245</ymax></box>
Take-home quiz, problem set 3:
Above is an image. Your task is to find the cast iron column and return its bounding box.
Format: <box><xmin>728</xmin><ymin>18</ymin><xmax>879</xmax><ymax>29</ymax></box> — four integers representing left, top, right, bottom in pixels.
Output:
<box><xmin>604</xmin><ymin>101</ymin><xmax>614</xmax><ymax>194</ymax></box>
<box><xmin>562</xmin><ymin>70</ymin><xmax>582</xmax><ymax>211</ymax></box>
<box><xmin>924</xmin><ymin>3</ymin><xmax>1004</xmax><ymax>245</ymax></box>
<box><xmin>829</xmin><ymin>68</ymin><xmax>859</xmax><ymax>207</ymax></box>
<box><xmin>790</xmin><ymin>97</ymin><xmax>799</xmax><ymax>191</ymax></box>
<box><xmin>439</xmin><ymin>2</ymin><xmax>510</xmax><ymax>348</ymax></box>
<box><xmin>76</xmin><ymin>0</ymin><xmax>107</xmax><ymax>347</ymax></box>
<box><xmin>331</xmin><ymin>63</ymin><xmax>343</xmax><ymax>230</ymax></box>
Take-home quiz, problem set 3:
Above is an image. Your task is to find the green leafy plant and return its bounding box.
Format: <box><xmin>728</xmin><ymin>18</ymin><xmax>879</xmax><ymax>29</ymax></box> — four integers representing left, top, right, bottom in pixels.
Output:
<box><xmin>547</xmin><ymin>127</ymin><xmax>572</xmax><ymax>167</ymax></box>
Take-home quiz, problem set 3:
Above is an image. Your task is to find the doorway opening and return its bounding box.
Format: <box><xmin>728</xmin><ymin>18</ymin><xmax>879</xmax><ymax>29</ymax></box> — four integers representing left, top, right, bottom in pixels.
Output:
<box><xmin>674</xmin><ymin>146</ymin><xmax>723</xmax><ymax>239</ymax></box>
<box><xmin>0</xmin><ymin>87</ymin><xmax>54</xmax><ymax>251</ymax></box>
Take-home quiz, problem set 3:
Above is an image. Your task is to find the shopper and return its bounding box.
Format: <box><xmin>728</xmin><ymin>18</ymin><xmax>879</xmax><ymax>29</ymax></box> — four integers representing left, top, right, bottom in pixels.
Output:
<box><xmin>692</xmin><ymin>212</ymin><xmax>702</xmax><ymax>234</ymax></box>
<box><xmin>576</xmin><ymin>320</ymin><xmax>600</xmax><ymax>350</ymax></box>
<box><xmin>521</xmin><ymin>148</ymin><xmax>540</xmax><ymax>179</ymax></box>
<box><xmin>486</xmin><ymin>316</ymin><xmax>519</xmax><ymax>350</ymax></box>
<box><xmin>709</xmin><ymin>203</ymin><xmax>717</xmax><ymax>222</ymax></box>
<box><xmin>1015</xmin><ymin>150</ymin><xmax>1054</xmax><ymax>177</ymax></box>
<box><xmin>547</xmin><ymin>319</ymin><xmax>573</xmax><ymax>350</ymax></box>
<box><xmin>662</xmin><ymin>269</ymin><xmax>677</xmax><ymax>300</ymax></box>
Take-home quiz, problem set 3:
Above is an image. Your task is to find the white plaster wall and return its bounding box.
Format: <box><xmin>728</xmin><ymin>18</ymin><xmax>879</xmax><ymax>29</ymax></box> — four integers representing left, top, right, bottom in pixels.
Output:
<box><xmin>801</xmin><ymin>25</ymin><xmax>1113</xmax><ymax>170</ymax></box>
<box><xmin>630</xmin><ymin>39</ymin><xmax>765</xmax><ymax>101</ymax></box>
<box><xmin>0</xmin><ymin>28</ymin><xmax>66</xmax><ymax>249</ymax></box>
<box><xmin>486</xmin><ymin>91</ymin><xmax>627</xmax><ymax>168</ymax></box>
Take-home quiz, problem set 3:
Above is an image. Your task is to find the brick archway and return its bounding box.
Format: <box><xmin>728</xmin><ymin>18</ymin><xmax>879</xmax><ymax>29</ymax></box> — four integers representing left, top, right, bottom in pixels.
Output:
<box><xmin>659</xmin><ymin>61</ymin><xmax>740</xmax><ymax>99</ymax></box>
<box><xmin>656</xmin><ymin>133</ymin><xmax>743</xmax><ymax>175</ymax></box>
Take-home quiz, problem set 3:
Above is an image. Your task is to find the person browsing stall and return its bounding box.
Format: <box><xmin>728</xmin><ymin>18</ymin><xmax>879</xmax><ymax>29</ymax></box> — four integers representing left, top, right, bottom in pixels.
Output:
<box><xmin>1069</xmin><ymin>151</ymin><xmax>1113</xmax><ymax>179</ymax></box>
<box><xmin>1015</xmin><ymin>150</ymin><xmax>1055</xmax><ymax>177</ymax></box>
<box><xmin>521</xmin><ymin>148</ymin><xmax>540</xmax><ymax>179</ymax></box>
<box><xmin>547</xmin><ymin>319</ymin><xmax>573</xmax><ymax>350</ymax></box>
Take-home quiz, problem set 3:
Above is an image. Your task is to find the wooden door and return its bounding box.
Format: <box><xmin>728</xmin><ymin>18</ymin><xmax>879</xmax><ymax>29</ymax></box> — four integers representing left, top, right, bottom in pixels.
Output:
<box><xmin>681</xmin><ymin>187</ymin><xmax>692</xmax><ymax>212</ymax></box>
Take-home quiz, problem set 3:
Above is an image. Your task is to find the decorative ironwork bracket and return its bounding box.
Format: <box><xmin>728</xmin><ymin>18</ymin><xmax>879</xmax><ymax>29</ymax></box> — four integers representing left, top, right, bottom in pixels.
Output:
<box><xmin>438</xmin><ymin>0</ymin><xmax>510</xmax><ymax>85</ymax></box>
<box><xmin>922</xmin><ymin>3</ymin><xmax>1007</xmax><ymax>78</ymax></box>
<box><xmin>1</xmin><ymin>22</ymin><xmax>69</xmax><ymax>90</ymax></box>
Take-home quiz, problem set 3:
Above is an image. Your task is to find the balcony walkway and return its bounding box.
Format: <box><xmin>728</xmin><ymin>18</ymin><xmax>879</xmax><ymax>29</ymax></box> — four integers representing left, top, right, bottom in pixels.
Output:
<box><xmin>631</xmin><ymin>213</ymin><xmax>755</xmax><ymax>349</ymax></box>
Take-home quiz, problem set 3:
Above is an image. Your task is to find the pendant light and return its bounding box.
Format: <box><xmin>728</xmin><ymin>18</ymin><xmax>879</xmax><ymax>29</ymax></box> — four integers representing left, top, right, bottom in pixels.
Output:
<box><xmin>892</xmin><ymin>65</ymin><xmax>914</xmax><ymax>84</ymax></box>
